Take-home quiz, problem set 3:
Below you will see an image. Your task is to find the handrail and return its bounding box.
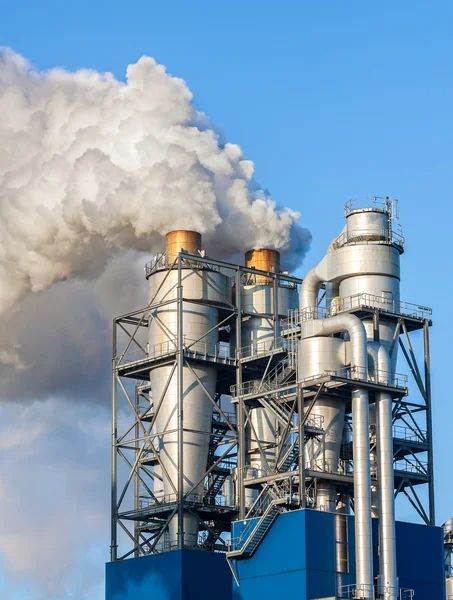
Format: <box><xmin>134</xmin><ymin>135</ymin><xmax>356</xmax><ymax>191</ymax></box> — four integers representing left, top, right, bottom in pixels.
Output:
<box><xmin>333</xmin><ymin>227</ymin><xmax>405</xmax><ymax>251</ymax></box>
<box><xmin>394</xmin><ymin>459</ymin><xmax>428</xmax><ymax>475</ymax></box>
<box><xmin>144</xmin><ymin>252</ymin><xmax>221</xmax><ymax>277</ymax></box>
<box><xmin>288</xmin><ymin>293</ymin><xmax>432</xmax><ymax>325</ymax></box>
<box><xmin>339</xmin><ymin>583</ymin><xmax>413</xmax><ymax>599</ymax></box>
<box><xmin>116</xmin><ymin>335</ymin><xmax>232</xmax><ymax>366</ymax></box>
<box><xmin>228</xmin><ymin>496</ymin><xmax>288</xmax><ymax>555</ymax></box>
<box><xmin>239</xmin><ymin>336</ymin><xmax>289</xmax><ymax>359</ymax></box>
<box><xmin>392</xmin><ymin>424</ymin><xmax>427</xmax><ymax>444</ymax></box>
<box><xmin>232</xmin><ymin>365</ymin><xmax>408</xmax><ymax>398</ymax></box>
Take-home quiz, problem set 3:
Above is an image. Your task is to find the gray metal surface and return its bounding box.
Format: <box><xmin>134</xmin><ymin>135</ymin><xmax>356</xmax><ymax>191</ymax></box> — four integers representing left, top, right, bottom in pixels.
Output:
<box><xmin>238</xmin><ymin>280</ymin><xmax>298</xmax><ymax>479</ymax></box>
<box><xmin>299</xmin><ymin>313</ymin><xmax>374</xmax><ymax>596</ymax></box>
<box><xmin>148</xmin><ymin>260</ymin><xmax>230</xmax><ymax>545</ymax></box>
<box><xmin>368</xmin><ymin>342</ymin><xmax>398</xmax><ymax>599</ymax></box>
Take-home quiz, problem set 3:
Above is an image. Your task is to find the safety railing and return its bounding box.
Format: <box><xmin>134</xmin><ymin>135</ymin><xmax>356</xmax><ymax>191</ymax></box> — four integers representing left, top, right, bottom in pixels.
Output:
<box><xmin>212</xmin><ymin>410</ymin><xmax>237</xmax><ymax>426</ymax></box>
<box><xmin>138</xmin><ymin>491</ymin><xmax>234</xmax><ymax>510</ymax></box>
<box><xmin>338</xmin><ymin>293</ymin><xmax>432</xmax><ymax>319</ymax></box>
<box><xmin>392</xmin><ymin>425</ymin><xmax>427</xmax><ymax>444</ymax></box>
<box><xmin>210</xmin><ymin>460</ymin><xmax>236</xmax><ymax>473</ymax></box>
<box><xmin>155</xmin><ymin>532</ymin><xmax>200</xmax><ymax>552</ymax></box>
<box><xmin>228</xmin><ymin>492</ymin><xmax>292</xmax><ymax>552</ymax></box>
<box><xmin>292</xmin><ymin>294</ymin><xmax>432</xmax><ymax>323</ymax></box>
<box><xmin>333</xmin><ymin>227</ymin><xmax>405</xmax><ymax>251</ymax></box>
<box><xmin>304</xmin><ymin>413</ymin><xmax>324</xmax><ymax>430</ymax></box>
<box><xmin>231</xmin><ymin>377</ymin><xmax>297</xmax><ymax>398</ymax></box>
<box><xmin>300</xmin><ymin>366</ymin><xmax>408</xmax><ymax>389</ymax></box>
<box><xmin>116</xmin><ymin>341</ymin><xmax>175</xmax><ymax>366</ymax></box>
<box><xmin>306</xmin><ymin>458</ymin><xmax>352</xmax><ymax>476</ymax></box>
<box><xmin>232</xmin><ymin>365</ymin><xmax>407</xmax><ymax>397</ymax></box>
<box><xmin>239</xmin><ymin>336</ymin><xmax>288</xmax><ymax>359</ymax></box>
<box><xmin>339</xmin><ymin>583</ymin><xmax>413</xmax><ymax>599</ymax></box>
<box><xmin>339</xmin><ymin>583</ymin><xmax>375</xmax><ymax>598</ymax></box>
<box><xmin>394</xmin><ymin>459</ymin><xmax>429</xmax><ymax>476</ymax></box>
<box><xmin>228</xmin><ymin>495</ymin><xmax>275</xmax><ymax>551</ymax></box>
<box><xmin>116</xmin><ymin>336</ymin><xmax>232</xmax><ymax>366</ymax></box>
<box><xmin>344</xmin><ymin>195</ymin><xmax>398</xmax><ymax>217</ymax></box>
<box><xmin>144</xmin><ymin>252</ymin><xmax>220</xmax><ymax>277</ymax></box>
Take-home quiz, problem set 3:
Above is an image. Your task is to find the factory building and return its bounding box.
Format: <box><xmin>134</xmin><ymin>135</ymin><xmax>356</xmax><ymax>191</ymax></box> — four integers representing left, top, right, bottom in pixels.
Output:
<box><xmin>106</xmin><ymin>197</ymin><xmax>449</xmax><ymax>599</ymax></box>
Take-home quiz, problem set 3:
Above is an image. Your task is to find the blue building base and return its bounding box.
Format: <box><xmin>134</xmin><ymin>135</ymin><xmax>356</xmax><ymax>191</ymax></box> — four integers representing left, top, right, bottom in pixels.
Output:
<box><xmin>231</xmin><ymin>509</ymin><xmax>446</xmax><ymax>600</ymax></box>
<box><xmin>105</xmin><ymin>549</ymin><xmax>232</xmax><ymax>600</ymax></box>
<box><xmin>106</xmin><ymin>511</ymin><xmax>445</xmax><ymax>600</ymax></box>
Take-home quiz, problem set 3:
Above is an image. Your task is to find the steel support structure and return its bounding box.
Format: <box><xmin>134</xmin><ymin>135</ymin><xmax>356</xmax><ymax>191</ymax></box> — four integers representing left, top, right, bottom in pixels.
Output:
<box><xmin>110</xmin><ymin>251</ymin><xmax>435</xmax><ymax>563</ymax></box>
<box><xmin>110</xmin><ymin>252</ymin><xmax>301</xmax><ymax>561</ymax></box>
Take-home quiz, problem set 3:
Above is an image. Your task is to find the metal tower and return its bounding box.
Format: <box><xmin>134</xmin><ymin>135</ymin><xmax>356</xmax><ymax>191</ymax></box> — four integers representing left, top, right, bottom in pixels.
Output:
<box><xmin>110</xmin><ymin>199</ymin><xmax>435</xmax><ymax>600</ymax></box>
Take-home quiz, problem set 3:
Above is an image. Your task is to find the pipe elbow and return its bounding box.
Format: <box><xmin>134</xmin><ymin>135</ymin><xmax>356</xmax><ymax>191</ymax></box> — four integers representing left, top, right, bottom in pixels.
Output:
<box><xmin>367</xmin><ymin>341</ymin><xmax>391</xmax><ymax>384</ymax></box>
<box><xmin>300</xmin><ymin>257</ymin><xmax>328</xmax><ymax>310</ymax></box>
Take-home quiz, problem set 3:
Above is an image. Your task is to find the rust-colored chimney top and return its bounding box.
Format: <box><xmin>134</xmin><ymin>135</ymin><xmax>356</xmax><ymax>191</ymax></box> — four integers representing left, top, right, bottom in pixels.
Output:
<box><xmin>166</xmin><ymin>230</ymin><xmax>202</xmax><ymax>264</ymax></box>
<box><xmin>245</xmin><ymin>249</ymin><xmax>280</xmax><ymax>283</ymax></box>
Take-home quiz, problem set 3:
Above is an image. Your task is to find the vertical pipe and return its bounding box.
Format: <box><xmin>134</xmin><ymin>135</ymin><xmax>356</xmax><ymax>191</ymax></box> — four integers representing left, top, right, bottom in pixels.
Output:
<box><xmin>376</xmin><ymin>390</ymin><xmax>398</xmax><ymax>599</ymax></box>
<box><xmin>368</xmin><ymin>341</ymin><xmax>398</xmax><ymax>598</ymax></box>
<box><xmin>424</xmin><ymin>320</ymin><xmax>436</xmax><ymax>525</ymax></box>
<box><xmin>236</xmin><ymin>269</ymin><xmax>246</xmax><ymax>519</ymax></box>
<box><xmin>177</xmin><ymin>255</ymin><xmax>184</xmax><ymax>549</ymax></box>
<box><xmin>352</xmin><ymin>387</ymin><xmax>374</xmax><ymax>598</ymax></box>
<box><xmin>110</xmin><ymin>320</ymin><xmax>118</xmax><ymax>562</ymax></box>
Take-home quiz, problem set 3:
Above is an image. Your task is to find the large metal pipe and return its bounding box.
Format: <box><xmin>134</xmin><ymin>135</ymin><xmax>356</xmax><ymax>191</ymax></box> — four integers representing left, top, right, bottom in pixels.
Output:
<box><xmin>300</xmin><ymin>313</ymin><xmax>374</xmax><ymax>597</ymax></box>
<box><xmin>147</xmin><ymin>230</ymin><xmax>230</xmax><ymax>547</ymax></box>
<box><xmin>368</xmin><ymin>342</ymin><xmax>398</xmax><ymax>599</ymax></box>
<box><xmin>237</xmin><ymin>249</ymin><xmax>298</xmax><ymax>488</ymax></box>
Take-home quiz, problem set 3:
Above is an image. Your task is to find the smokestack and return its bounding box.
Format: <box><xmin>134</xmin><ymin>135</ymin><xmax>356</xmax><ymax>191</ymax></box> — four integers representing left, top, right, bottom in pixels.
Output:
<box><xmin>245</xmin><ymin>249</ymin><xmax>280</xmax><ymax>283</ymax></box>
<box><xmin>165</xmin><ymin>230</ymin><xmax>202</xmax><ymax>264</ymax></box>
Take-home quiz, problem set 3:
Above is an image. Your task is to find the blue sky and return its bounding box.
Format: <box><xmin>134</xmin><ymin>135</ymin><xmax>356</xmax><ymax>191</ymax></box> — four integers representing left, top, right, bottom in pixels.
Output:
<box><xmin>1</xmin><ymin>1</ymin><xmax>452</xmax><ymax>598</ymax></box>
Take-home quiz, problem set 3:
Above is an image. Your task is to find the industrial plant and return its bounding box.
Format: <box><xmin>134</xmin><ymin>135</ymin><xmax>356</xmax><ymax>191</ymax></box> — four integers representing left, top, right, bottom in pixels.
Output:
<box><xmin>106</xmin><ymin>197</ymin><xmax>450</xmax><ymax>599</ymax></box>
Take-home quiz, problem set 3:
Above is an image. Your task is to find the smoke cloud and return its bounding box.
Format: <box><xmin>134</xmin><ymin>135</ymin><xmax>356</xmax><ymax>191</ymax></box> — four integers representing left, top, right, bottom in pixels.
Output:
<box><xmin>0</xmin><ymin>48</ymin><xmax>310</xmax><ymax>316</ymax></box>
<box><xmin>0</xmin><ymin>50</ymin><xmax>311</xmax><ymax>596</ymax></box>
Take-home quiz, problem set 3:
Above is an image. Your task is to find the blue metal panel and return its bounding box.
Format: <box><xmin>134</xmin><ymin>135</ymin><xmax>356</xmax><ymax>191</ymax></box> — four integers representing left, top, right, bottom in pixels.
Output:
<box><xmin>232</xmin><ymin>508</ymin><xmax>337</xmax><ymax>600</ymax></box>
<box><xmin>182</xmin><ymin>551</ymin><xmax>232</xmax><ymax>600</ymax></box>
<box><xmin>106</xmin><ymin>551</ymin><xmax>182</xmax><ymax>600</ymax></box>
<box><xmin>106</xmin><ymin>549</ymin><xmax>232</xmax><ymax>600</ymax></box>
<box><xmin>232</xmin><ymin>569</ymin><xmax>306</xmax><ymax>600</ymax></box>
<box><xmin>395</xmin><ymin>520</ymin><xmax>445</xmax><ymax>600</ymax></box>
<box><xmin>305</xmin><ymin>509</ymin><xmax>337</xmax><ymax>599</ymax></box>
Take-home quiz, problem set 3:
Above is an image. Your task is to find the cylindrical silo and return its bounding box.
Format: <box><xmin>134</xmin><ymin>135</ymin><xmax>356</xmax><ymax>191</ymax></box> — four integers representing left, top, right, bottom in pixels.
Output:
<box><xmin>147</xmin><ymin>230</ymin><xmax>230</xmax><ymax>547</ymax></box>
<box><xmin>298</xmin><ymin>199</ymin><xmax>403</xmax><ymax>599</ymax></box>
<box><xmin>299</xmin><ymin>336</ymin><xmax>347</xmax><ymax>511</ymax></box>
<box><xmin>236</xmin><ymin>249</ymin><xmax>298</xmax><ymax>482</ymax></box>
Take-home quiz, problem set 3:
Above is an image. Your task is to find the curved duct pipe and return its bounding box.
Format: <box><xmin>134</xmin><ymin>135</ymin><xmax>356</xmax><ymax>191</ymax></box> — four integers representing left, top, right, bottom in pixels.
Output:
<box><xmin>301</xmin><ymin>313</ymin><xmax>374</xmax><ymax>598</ymax></box>
<box><xmin>368</xmin><ymin>342</ymin><xmax>398</xmax><ymax>600</ymax></box>
<box><xmin>300</xmin><ymin>259</ymin><xmax>327</xmax><ymax>312</ymax></box>
<box><xmin>299</xmin><ymin>225</ymin><xmax>346</xmax><ymax>311</ymax></box>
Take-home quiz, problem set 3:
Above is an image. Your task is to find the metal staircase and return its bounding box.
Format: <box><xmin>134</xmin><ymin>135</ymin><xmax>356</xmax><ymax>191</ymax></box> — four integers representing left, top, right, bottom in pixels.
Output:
<box><xmin>227</xmin><ymin>496</ymin><xmax>287</xmax><ymax>560</ymax></box>
<box><xmin>277</xmin><ymin>443</ymin><xmax>299</xmax><ymax>472</ymax></box>
<box><xmin>205</xmin><ymin>472</ymin><xmax>228</xmax><ymax>503</ymax></box>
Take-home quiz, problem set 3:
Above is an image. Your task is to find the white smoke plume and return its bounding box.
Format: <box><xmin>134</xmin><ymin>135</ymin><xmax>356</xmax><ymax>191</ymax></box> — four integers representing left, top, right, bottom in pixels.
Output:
<box><xmin>0</xmin><ymin>50</ymin><xmax>311</xmax><ymax>596</ymax></box>
<box><xmin>0</xmin><ymin>48</ymin><xmax>310</xmax><ymax>316</ymax></box>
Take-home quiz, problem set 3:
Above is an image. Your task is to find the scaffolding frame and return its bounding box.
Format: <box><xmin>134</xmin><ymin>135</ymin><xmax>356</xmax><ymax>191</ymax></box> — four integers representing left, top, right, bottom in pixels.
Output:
<box><xmin>110</xmin><ymin>251</ymin><xmax>435</xmax><ymax>563</ymax></box>
<box><xmin>110</xmin><ymin>252</ymin><xmax>301</xmax><ymax>561</ymax></box>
